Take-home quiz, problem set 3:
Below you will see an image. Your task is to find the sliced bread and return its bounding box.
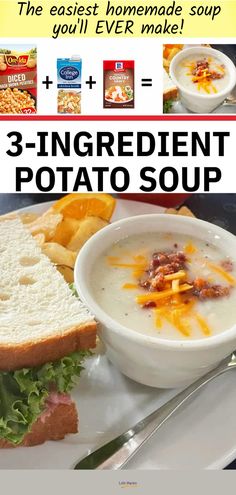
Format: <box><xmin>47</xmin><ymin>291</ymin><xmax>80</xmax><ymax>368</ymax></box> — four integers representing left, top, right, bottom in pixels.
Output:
<box><xmin>0</xmin><ymin>217</ymin><xmax>96</xmax><ymax>370</ymax></box>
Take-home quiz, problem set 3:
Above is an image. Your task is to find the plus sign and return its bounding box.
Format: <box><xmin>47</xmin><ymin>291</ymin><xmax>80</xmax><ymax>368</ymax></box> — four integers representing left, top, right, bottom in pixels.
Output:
<box><xmin>42</xmin><ymin>76</ymin><xmax>53</xmax><ymax>89</ymax></box>
<box><xmin>85</xmin><ymin>76</ymin><xmax>96</xmax><ymax>89</ymax></box>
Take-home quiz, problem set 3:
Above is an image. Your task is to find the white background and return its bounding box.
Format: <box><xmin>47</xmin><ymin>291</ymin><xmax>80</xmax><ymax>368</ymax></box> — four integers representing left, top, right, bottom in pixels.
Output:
<box><xmin>1</xmin><ymin>37</ymin><xmax>236</xmax><ymax>115</ymax></box>
<box><xmin>0</xmin><ymin>37</ymin><xmax>163</xmax><ymax>115</ymax></box>
<box><xmin>0</xmin><ymin>119</ymin><xmax>234</xmax><ymax>192</ymax></box>
<box><xmin>0</xmin><ymin>37</ymin><xmax>235</xmax><ymax>194</ymax></box>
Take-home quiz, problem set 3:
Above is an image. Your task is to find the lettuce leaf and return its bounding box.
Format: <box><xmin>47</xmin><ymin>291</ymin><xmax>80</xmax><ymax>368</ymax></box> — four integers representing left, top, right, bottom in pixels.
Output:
<box><xmin>0</xmin><ymin>351</ymin><xmax>90</xmax><ymax>445</ymax></box>
<box><xmin>69</xmin><ymin>282</ymin><xmax>78</xmax><ymax>297</ymax></box>
<box><xmin>163</xmin><ymin>99</ymin><xmax>173</xmax><ymax>113</ymax></box>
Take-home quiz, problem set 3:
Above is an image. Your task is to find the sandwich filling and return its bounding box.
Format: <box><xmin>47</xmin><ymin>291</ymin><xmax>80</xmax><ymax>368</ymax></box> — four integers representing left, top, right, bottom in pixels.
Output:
<box><xmin>0</xmin><ymin>218</ymin><xmax>96</xmax><ymax>446</ymax></box>
<box><xmin>0</xmin><ymin>349</ymin><xmax>90</xmax><ymax>445</ymax></box>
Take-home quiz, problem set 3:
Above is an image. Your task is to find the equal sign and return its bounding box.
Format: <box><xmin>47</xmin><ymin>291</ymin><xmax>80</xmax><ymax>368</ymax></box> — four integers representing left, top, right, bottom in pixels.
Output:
<box><xmin>141</xmin><ymin>78</ymin><xmax>152</xmax><ymax>87</ymax></box>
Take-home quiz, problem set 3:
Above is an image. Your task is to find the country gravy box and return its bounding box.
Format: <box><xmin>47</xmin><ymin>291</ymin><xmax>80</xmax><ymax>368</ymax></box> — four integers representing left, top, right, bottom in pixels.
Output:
<box><xmin>103</xmin><ymin>60</ymin><xmax>135</xmax><ymax>109</ymax></box>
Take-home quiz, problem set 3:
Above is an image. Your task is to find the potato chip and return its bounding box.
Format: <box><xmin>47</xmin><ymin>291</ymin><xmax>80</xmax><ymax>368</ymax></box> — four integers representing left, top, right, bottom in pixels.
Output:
<box><xmin>42</xmin><ymin>242</ymin><xmax>77</xmax><ymax>268</ymax></box>
<box><xmin>52</xmin><ymin>217</ymin><xmax>81</xmax><ymax>247</ymax></box>
<box><xmin>163</xmin><ymin>44</ymin><xmax>184</xmax><ymax>74</ymax></box>
<box><xmin>165</xmin><ymin>208</ymin><xmax>179</xmax><ymax>215</ymax></box>
<box><xmin>177</xmin><ymin>206</ymin><xmax>196</xmax><ymax>217</ymax></box>
<box><xmin>67</xmin><ymin>216</ymin><xmax>108</xmax><ymax>252</ymax></box>
<box><xmin>165</xmin><ymin>206</ymin><xmax>195</xmax><ymax>217</ymax></box>
<box><xmin>167</xmin><ymin>47</ymin><xmax>181</xmax><ymax>61</ymax></box>
<box><xmin>27</xmin><ymin>211</ymin><xmax>63</xmax><ymax>241</ymax></box>
<box><xmin>57</xmin><ymin>266</ymin><xmax>74</xmax><ymax>284</ymax></box>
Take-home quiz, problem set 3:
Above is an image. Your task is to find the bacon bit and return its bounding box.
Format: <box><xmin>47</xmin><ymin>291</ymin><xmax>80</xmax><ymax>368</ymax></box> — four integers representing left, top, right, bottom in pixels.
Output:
<box><xmin>151</xmin><ymin>251</ymin><xmax>186</xmax><ymax>269</ymax></box>
<box><xmin>184</xmin><ymin>58</ymin><xmax>225</xmax><ymax>94</ymax></box>
<box><xmin>201</xmin><ymin>286</ymin><xmax>230</xmax><ymax>299</ymax></box>
<box><xmin>149</xmin><ymin>273</ymin><xmax>166</xmax><ymax>292</ymax></box>
<box><xmin>192</xmin><ymin>278</ymin><xmax>230</xmax><ymax>299</ymax></box>
<box><xmin>192</xmin><ymin>278</ymin><xmax>207</xmax><ymax>292</ymax></box>
<box><xmin>220</xmin><ymin>259</ymin><xmax>234</xmax><ymax>273</ymax></box>
<box><xmin>141</xmin><ymin>251</ymin><xmax>187</xmax><ymax>290</ymax></box>
<box><xmin>143</xmin><ymin>301</ymin><xmax>156</xmax><ymax>309</ymax></box>
<box><xmin>158</xmin><ymin>263</ymin><xmax>181</xmax><ymax>275</ymax></box>
<box><xmin>191</xmin><ymin>59</ymin><xmax>224</xmax><ymax>82</ymax></box>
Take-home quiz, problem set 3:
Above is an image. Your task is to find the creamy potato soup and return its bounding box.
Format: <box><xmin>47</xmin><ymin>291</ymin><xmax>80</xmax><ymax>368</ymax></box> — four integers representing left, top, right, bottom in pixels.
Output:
<box><xmin>176</xmin><ymin>54</ymin><xmax>229</xmax><ymax>95</ymax></box>
<box><xmin>91</xmin><ymin>233</ymin><xmax>236</xmax><ymax>340</ymax></box>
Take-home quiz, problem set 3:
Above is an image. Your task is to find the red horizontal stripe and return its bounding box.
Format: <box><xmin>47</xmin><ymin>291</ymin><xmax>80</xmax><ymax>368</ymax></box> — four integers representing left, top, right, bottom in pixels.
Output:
<box><xmin>0</xmin><ymin>115</ymin><xmax>235</xmax><ymax>121</ymax></box>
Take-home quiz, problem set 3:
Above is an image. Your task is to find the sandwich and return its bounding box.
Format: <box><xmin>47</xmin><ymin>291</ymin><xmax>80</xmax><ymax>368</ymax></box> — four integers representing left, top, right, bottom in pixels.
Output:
<box><xmin>163</xmin><ymin>67</ymin><xmax>178</xmax><ymax>113</ymax></box>
<box><xmin>0</xmin><ymin>216</ymin><xmax>96</xmax><ymax>447</ymax></box>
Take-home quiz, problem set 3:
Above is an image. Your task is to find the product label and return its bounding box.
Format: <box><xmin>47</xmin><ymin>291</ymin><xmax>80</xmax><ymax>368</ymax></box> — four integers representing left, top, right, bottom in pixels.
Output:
<box><xmin>57</xmin><ymin>58</ymin><xmax>82</xmax><ymax>114</ymax></box>
<box><xmin>103</xmin><ymin>60</ymin><xmax>135</xmax><ymax>109</ymax></box>
<box><xmin>0</xmin><ymin>45</ymin><xmax>37</xmax><ymax>114</ymax></box>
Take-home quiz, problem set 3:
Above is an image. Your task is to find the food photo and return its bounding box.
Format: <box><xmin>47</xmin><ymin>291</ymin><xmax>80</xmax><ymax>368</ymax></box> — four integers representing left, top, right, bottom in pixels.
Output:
<box><xmin>0</xmin><ymin>45</ymin><xmax>37</xmax><ymax>114</ymax></box>
<box><xmin>163</xmin><ymin>44</ymin><xmax>236</xmax><ymax>114</ymax></box>
<box><xmin>0</xmin><ymin>192</ymin><xmax>235</xmax><ymax>469</ymax></box>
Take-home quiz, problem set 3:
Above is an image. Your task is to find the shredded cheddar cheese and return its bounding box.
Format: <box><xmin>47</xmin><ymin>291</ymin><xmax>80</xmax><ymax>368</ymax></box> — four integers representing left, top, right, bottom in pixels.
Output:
<box><xmin>172</xmin><ymin>279</ymin><xmax>180</xmax><ymax>293</ymax></box>
<box><xmin>207</xmin><ymin>262</ymin><xmax>236</xmax><ymax>286</ymax></box>
<box><xmin>184</xmin><ymin>243</ymin><xmax>197</xmax><ymax>255</ymax></box>
<box><xmin>107</xmin><ymin>253</ymin><xmax>148</xmax><ymax>279</ymax></box>
<box><xmin>183</xmin><ymin>57</ymin><xmax>225</xmax><ymax>95</ymax></box>
<box><xmin>122</xmin><ymin>283</ymin><xmax>138</xmax><ymax>290</ymax></box>
<box><xmin>136</xmin><ymin>283</ymin><xmax>193</xmax><ymax>305</ymax></box>
<box><xmin>194</xmin><ymin>313</ymin><xmax>211</xmax><ymax>336</ymax></box>
<box><xmin>154</xmin><ymin>309</ymin><xmax>163</xmax><ymax>329</ymax></box>
<box><xmin>106</xmin><ymin>246</ymin><xmax>234</xmax><ymax>338</ymax></box>
<box><xmin>164</xmin><ymin>270</ymin><xmax>186</xmax><ymax>281</ymax></box>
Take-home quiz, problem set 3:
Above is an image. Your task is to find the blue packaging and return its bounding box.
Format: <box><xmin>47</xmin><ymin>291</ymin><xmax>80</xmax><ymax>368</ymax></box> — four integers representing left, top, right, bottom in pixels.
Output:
<box><xmin>57</xmin><ymin>57</ymin><xmax>82</xmax><ymax>114</ymax></box>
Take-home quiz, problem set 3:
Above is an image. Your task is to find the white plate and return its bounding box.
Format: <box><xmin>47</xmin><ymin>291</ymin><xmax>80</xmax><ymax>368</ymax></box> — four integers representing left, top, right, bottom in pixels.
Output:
<box><xmin>1</xmin><ymin>199</ymin><xmax>236</xmax><ymax>470</ymax></box>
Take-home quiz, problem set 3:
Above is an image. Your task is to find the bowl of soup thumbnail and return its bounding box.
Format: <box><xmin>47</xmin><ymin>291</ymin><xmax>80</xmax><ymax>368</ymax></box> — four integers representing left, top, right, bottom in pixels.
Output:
<box><xmin>170</xmin><ymin>47</ymin><xmax>236</xmax><ymax>113</ymax></box>
<box><xmin>75</xmin><ymin>214</ymin><xmax>236</xmax><ymax>388</ymax></box>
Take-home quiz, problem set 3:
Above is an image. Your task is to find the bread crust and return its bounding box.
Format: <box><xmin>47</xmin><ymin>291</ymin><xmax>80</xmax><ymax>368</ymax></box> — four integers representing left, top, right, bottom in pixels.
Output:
<box><xmin>0</xmin><ymin>321</ymin><xmax>97</xmax><ymax>371</ymax></box>
<box><xmin>163</xmin><ymin>88</ymin><xmax>178</xmax><ymax>101</ymax></box>
<box><xmin>0</xmin><ymin>402</ymin><xmax>78</xmax><ymax>448</ymax></box>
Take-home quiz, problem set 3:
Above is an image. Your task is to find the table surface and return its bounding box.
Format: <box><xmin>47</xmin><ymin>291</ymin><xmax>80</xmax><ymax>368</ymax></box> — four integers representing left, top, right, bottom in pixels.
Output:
<box><xmin>0</xmin><ymin>193</ymin><xmax>235</xmax><ymax>469</ymax></box>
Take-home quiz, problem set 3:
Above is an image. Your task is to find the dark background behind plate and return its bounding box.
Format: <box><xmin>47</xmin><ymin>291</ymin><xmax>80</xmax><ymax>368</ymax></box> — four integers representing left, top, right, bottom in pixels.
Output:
<box><xmin>0</xmin><ymin>193</ymin><xmax>235</xmax><ymax>469</ymax></box>
<box><xmin>212</xmin><ymin>45</ymin><xmax>236</xmax><ymax>67</ymax></box>
<box><xmin>0</xmin><ymin>193</ymin><xmax>235</xmax><ymax>236</ymax></box>
<box><xmin>212</xmin><ymin>45</ymin><xmax>236</xmax><ymax>102</ymax></box>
